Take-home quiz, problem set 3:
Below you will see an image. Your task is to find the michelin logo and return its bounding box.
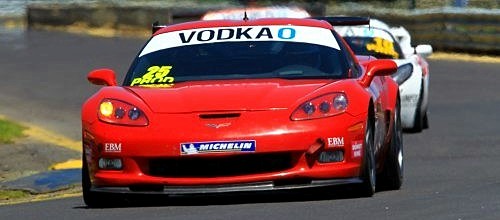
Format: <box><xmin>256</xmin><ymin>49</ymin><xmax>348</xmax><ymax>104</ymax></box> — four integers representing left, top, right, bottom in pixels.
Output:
<box><xmin>181</xmin><ymin>140</ymin><xmax>256</xmax><ymax>155</ymax></box>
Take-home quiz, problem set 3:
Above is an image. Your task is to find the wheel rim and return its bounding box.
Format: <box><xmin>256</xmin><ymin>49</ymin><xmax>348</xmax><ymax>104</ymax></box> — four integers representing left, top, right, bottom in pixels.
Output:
<box><xmin>398</xmin><ymin>148</ymin><xmax>403</xmax><ymax>169</ymax></box>
<box><xmin>365</xmin><ymin>121</ymin><xmax>376</xmax><ymax>190</ymax></box>
<box><xmin>395</xmin><ymin>103</ymin><xmax>403</xmax><ymax>169</ymax></box>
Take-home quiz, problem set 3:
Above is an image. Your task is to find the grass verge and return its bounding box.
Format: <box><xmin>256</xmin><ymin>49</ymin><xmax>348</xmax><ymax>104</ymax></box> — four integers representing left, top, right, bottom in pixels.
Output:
<box><xmin>0</xmin><ymin>187</ymin><xmax>81</xmax><ymax>206</ymax></box>
<box><xmin>0</xmin><ymin>119</ymin><xmax>26</xmax><ymax>144</ymax></box>
<box><xmin>0</xmin><ymin>190</ymin><xmax>31</xmax><ymax>201</ymax></box>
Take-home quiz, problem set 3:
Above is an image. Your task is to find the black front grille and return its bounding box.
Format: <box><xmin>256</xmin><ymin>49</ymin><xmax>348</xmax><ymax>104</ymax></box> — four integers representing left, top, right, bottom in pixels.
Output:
<box><xmin>148</xmin><ymin>153</ymin><xmax>295</xmax><ymax>178</ymax></box>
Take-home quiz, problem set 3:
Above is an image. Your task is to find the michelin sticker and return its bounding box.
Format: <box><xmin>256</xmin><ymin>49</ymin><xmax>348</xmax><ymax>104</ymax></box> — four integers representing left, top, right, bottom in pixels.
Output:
<box><xmin>140</xmin><ymin>25</ymin><xmax>340</xmax><ymax>57</ymax></box>
<box><xmin>180</xmin><ymin>140</ymin><xmax>256</xmax><ymax>155</ymax></box>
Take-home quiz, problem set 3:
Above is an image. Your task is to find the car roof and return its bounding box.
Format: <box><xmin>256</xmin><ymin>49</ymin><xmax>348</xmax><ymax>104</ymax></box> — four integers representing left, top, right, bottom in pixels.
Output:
<box><xmin>153</xmin><ymin>18</ymin><xmax>333</xmax><ymax>36</ymax></box>
<box><xmin>202</xmin><ymin>6</ymin><xmax>310</xmax><ymax>20</ymax></box>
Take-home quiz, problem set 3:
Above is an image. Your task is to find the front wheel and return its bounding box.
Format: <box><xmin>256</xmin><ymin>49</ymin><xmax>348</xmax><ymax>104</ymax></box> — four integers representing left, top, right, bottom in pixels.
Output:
<box><xmin>409</xmin><ymin>81</ymin><xmax>425</xmax><ymax>132</ymax></box>
<box><xmin>82</xmin><ymin>156</ymin><xmax>119</xmax><ymax>208</ymax></box>
<box><xmin>358</xmin><ymin>116</ymin><xmax>376</xmax><ymax>197</ymax></box>
<box><xmin>423</xmin><ymin>111</ymin><xmax>429</xmax><ymax>129</ymax></box>
<box><xmin>378</xmin><ymin>98</ymin><xmax>404</xmax><ymax>190</ymax></box>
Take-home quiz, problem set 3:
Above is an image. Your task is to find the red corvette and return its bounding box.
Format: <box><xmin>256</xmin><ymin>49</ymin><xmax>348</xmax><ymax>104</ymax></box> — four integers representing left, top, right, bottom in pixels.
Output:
<box><xmin>82</xmin><ymin>17</ymin><xmax>403</xmax><ymax>207</ymax></box>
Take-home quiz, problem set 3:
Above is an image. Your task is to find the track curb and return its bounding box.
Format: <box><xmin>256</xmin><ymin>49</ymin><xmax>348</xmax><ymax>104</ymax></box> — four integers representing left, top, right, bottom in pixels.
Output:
<box><xmin>0</xmin><ymin>115</ymin><xmax>82</xmax><ymax>196</ymax></box>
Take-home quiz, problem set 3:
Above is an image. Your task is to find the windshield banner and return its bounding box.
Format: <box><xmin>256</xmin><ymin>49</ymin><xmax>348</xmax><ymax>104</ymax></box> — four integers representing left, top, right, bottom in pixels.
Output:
<box><xmin>140</xmin><ymin>25</ymin><xmax>340</xmax><ymax>57</ymax></box>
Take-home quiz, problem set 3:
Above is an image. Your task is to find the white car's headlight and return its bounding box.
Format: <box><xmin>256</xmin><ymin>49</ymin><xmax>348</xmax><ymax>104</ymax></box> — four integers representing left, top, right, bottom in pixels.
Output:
<box><xmin>392</xmin><ymin>63</ymin><xmax>413</xmax><ymax>85</ymax></box>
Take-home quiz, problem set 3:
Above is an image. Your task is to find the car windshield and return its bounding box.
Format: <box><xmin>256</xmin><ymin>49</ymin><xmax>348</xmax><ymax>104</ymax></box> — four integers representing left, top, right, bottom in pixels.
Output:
<box><xmin>343</xmin><ymin>36</ymin><xmax>403</xmax><ymax>59</ymax></box>
<box><xmin>335</xmin><ymin>26</ymin><xmax>403</xmax><ymax>59</ymax></box>
<box><xmin>124</xmin><ymin>25</ymin><xmax>349</xmax><ymax>87</ymax></box>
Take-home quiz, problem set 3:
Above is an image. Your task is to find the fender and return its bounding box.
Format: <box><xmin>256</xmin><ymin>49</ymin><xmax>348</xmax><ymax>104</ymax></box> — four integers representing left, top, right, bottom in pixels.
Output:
<box><xmin>383</xmin><ymin>76</ymin><xmax>400</xmax><ymax>143</ymax></box>
<box><xmin>385</xmin><ymin>76</ymin><xmax>399</xmax><ymax>114</ymax></box>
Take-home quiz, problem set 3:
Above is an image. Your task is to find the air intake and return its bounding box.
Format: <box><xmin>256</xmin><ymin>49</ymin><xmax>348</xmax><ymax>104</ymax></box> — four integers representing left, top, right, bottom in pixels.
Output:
<box><xmin>199</xmin><ymin>113</ymin><xmax>241</xmax><ymax>119</ymax></box>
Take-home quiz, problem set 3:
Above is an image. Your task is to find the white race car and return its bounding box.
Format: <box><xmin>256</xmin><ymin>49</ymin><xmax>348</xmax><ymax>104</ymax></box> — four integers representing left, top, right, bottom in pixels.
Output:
<box><xmin>335</xmin><ymin>19</ymin><xmax>432</xmax><ymax>132</ymax></box>
<box><xmin>202</xmin><ymin>6</ymin><xmax>310</xmax><ymax>20</ymax></box>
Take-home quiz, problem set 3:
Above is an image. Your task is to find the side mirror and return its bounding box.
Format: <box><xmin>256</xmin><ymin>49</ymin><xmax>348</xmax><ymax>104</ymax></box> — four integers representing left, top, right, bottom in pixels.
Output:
<box><xmin>359</xmin><ymin>59</ymin><xmax>397</xmax><ymax>87</ymax></box>
<box><xmin>87</xmin><ymin>69</ymin><xmax>117</xmax><ymax>86</ymax></box>
<box><xmin>415</xmin><ymin>44</ymin><xmax>433</xmax><ymax>58</ymax></box>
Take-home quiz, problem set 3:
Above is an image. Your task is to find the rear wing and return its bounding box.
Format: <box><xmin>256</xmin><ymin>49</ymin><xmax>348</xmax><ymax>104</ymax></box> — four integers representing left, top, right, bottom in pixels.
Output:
<box><xmin>312</xmin><ymin>16</ymin><xmax>370</xmax><ymax>26</ymax></box>
<box><xmin>151</xmin><ymin>16</ymin><xmax>370</xmax><ymax>35</ymax></box>
<box><xmin>152</xmin><ymin>21</ymin><xmax>168</xmax><ymax>34</ymax></box>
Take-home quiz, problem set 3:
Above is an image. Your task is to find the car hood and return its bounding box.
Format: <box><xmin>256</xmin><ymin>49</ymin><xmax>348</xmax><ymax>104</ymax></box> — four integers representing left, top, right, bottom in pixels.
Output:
<box><xmin>127</xmin><ymin>79</ymin><xmax>331</xmax><ymax>113</ymax></box>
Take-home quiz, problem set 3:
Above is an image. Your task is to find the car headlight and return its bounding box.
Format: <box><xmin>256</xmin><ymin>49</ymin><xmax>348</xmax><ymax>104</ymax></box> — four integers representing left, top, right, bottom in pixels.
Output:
<box><xmin>392</xmin><ymin>63</ymin><xmax>413</xmax><ymax>85</ymax></box>
<box><xmin>291</xmin><ymin>93</ymin><xmax>347</xmax><ymax>121</ymax></box>
<box><xmin>98</xmin><ymin>99</ymin><xmax>148</xmax><ymax>126</ymax></box>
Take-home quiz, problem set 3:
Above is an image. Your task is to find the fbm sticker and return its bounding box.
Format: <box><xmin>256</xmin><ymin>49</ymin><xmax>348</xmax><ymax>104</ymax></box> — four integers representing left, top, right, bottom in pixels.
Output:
<box><xmin>104</xmin><ymin>143</ymin><xmax>122</xmax><ymax>153</ymax></box>
<box><xmin>327</xmin><ymin>137</ymin><xmax>344</xmax><ymax>147</ymax></box>
<box><xmin>180</xmin><ymin>140</ymin><xmax>256</xmax><ymax>155</ymax></box>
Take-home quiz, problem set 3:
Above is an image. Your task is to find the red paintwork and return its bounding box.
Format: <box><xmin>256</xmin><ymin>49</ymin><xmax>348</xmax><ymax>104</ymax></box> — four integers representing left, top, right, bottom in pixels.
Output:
<box><xmin>153</xmin><ymin>18</ymin><xmax>332</xmax><ymax>36</ymax></box>
<box><xmin>358</xmin><ymin>59</ymin><xmax>398</xmax><ymax>88</ymax></box>
<box><xmin>417</xmin><ymin>55</ymin><xmax>430</xmax><ymax>77</ymax></box>
<box><xmin>87</xmin><ymin>69</ymin><xmax>117</xmax><ymax>86</ymax></box>
<box><xmin>82</xmin><ymin>18</ymin><xmax>399</xmax><ymax>191</ymax></box>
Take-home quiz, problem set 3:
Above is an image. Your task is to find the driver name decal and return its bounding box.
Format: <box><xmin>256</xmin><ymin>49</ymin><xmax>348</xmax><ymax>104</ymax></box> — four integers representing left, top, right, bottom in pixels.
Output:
<box><xmin>366</xmin><ymin>37</ymin><xmax>399</xmax><ymax>59</ymax></box>
<box><xmin>130</xmin><ymin>65</ymin><xmax>174</xmax><ymax>87</ymax></box>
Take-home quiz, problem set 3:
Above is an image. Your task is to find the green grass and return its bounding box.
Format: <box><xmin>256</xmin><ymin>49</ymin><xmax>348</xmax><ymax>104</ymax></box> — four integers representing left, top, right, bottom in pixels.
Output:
<box><xmin>0</xmin><ymin>190</ymin><xmax>30</xmax><ymax>201</ymax></box>
<box><xmin>0</xmin><ymin>119</ymin><xmax>26</xmax><ymax>144</ymax></box>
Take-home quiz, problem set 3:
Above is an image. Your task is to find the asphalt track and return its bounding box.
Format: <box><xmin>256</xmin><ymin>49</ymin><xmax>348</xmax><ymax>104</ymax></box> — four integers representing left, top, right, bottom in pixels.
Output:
<box><xmin>1</xmin><ymin>29</ymin><xmax>500</xmax><ymax>219</ymax></box>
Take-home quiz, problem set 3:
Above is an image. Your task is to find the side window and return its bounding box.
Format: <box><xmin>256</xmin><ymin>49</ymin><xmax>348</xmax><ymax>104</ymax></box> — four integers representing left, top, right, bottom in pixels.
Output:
<box><xmin>332</xmin><ymin>30</ymin><xmax>361</xmax><ymax>78</ymax></box>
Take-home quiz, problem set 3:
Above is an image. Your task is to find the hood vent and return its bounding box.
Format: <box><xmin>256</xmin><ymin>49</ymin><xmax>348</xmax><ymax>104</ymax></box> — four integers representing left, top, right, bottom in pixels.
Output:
<box><xmin>199</xmin><ymin>113</ymin><xmax>241</xmax><ymax>119</ymax></box>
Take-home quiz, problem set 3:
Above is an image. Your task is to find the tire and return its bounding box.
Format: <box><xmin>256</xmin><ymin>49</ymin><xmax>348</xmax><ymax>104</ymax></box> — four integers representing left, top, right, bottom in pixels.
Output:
<box><xmin>378</xmin><ymin>98</ymin><xmax>404</xmax><ymax>190</ymax></box>
<box><xmin>82</xmin><ymin>156</ymin><xmax>112</xmax><ymax>208</ymax></box>
<box><xmin>409</xmin><ymin>81</ymin><xmax>425</xmax><ymax>133</ymax></box>
<box><xmin>423</xmin><ymin>111</ymin><xmax>429</xmax><ymax>129</ymax></box>
<box><xmin>358</xmin><ymin>115</ymin><xmax>376</xmax><ymax>197</ymax></box>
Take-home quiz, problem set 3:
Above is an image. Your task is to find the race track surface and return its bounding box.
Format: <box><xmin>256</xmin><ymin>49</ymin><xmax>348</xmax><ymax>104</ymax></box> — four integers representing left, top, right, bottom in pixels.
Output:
<box><xmin>1</xmin><ymin>29</ymin><xmax>499</xmax><ymax>219</ymax></box>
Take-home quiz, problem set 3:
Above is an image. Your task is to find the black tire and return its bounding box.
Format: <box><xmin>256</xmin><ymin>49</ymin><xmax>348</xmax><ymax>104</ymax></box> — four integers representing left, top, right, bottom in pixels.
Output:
<box><xmin>409</xmin><ymin>81</ymin><xmax>425</xmax><ymax>133</ymax></box>
<box><xmin>423</xmin><ymin>111</ymin><xmax>429</xmax><ymax>129</ymax></box>
<box><xmin>378</xmin><ymin>98</ymin><xmax>404</xmax><ymax>190</ymax></box>
<box><xmin>82</xmin><ymin>156</ymin><xmax>112</xmax><ymax>208</ymax></box>
<box><xmin>358</xmin><ymin>116</ymin><xmax>376</xmax><ymax>197</ymax></box>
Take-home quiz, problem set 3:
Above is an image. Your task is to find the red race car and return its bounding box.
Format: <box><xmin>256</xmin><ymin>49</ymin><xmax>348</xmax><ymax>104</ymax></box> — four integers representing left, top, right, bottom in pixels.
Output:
<box><xmin>82</xmin><ymin>17</ymin><xmax>403</xmax><ymax>207</ymax></box>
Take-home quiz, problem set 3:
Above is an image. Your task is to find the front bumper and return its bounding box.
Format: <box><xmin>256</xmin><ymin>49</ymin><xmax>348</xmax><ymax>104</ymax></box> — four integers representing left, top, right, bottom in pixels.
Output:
<box><xmin>91</xmin><ymin>178</ymin><xmax>362</xmax><ymax>195</ymax></box>
<box><xmin>83</xmin><ymin>109</ymin><xmax>367</xmax><ymax>189</ymax></box>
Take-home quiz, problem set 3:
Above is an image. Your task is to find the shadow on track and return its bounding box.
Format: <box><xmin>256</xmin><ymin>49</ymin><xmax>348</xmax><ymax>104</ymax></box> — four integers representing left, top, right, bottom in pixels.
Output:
<box><xmin>74</xmin><ymin>185</ymin><xmax>383</xmax><ymax>209</ymax></box>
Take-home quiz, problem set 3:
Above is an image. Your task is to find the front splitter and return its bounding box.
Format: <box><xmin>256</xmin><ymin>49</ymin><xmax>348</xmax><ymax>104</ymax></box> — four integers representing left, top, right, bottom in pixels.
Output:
<box><xmin>91</xmin><ymin>178</ymin><xmax>362</xmax><ymax>195</ymax></box>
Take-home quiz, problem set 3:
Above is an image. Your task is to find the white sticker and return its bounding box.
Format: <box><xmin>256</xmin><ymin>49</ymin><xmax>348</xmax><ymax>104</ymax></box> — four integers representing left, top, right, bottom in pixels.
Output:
<box><xmin>327</xmin><ymin>137</ymin><xmax>344</xmax><ymax>147</ymax></box>
<box><xmin>140</xmin><ymin>25</ymin><xmax>340</xmax><ymax>57</ymax></box>
<box><xmin>104</xmin><ymin>143</ymin><xmax>122</xmax><ymax>153</ymax></box>
<box><xmin>351</xmin><ymin>140</ymin><xmax>363</xmax><ymax>158</ymax></box>
<box><xmin>180</xmin><ymin>140</ymin><xmax>256</xmax><ymax>155</ymax></box>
